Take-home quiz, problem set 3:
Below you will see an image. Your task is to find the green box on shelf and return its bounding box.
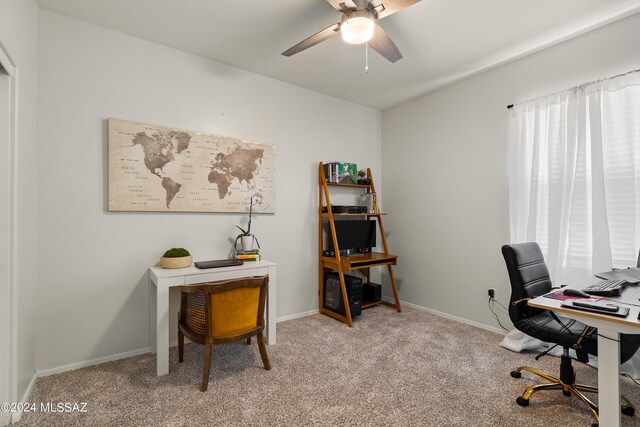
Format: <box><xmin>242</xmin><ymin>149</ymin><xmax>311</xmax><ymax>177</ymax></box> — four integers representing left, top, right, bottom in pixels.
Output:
<box><xmin>337</xmin><ymin>162</ymin><xmax>357</xmax><ymax>184</ymax></box>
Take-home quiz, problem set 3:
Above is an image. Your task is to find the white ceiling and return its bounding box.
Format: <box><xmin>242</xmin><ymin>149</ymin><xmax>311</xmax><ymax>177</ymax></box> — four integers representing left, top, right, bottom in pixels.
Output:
<box><xmin>36</xmin><ymin>0</ymin><xmax>640</xmax><ymax>110</ymax></box>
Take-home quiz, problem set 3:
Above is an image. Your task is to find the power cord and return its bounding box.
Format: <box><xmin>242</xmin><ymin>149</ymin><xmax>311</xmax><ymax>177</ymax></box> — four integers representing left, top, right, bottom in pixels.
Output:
<box><xmin>492</xmin><ymin>298</ymin><xmax>509</xmax><ymax>313</ymax></box>
<box><xmin>596</xmin><ymin>334</ymin><xmax>621</xmax><ymax>343</ymax></box>
<box><xmin>582</xmin><ymin>360</ymin><xmax>640</xmax><ymax>388</ymax></box>
<box><xmin>488</xmin><ymin>296</ymin><xmax>509</xmax><ymax>332</ymax></box>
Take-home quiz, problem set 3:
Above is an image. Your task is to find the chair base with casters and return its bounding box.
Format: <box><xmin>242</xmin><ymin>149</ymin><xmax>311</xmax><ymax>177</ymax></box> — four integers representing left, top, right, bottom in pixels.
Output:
<box><xmin>177</xmin><ymin>276</ymin><xmax>271</xmax><ymax>392</ymax></box>
<box><xmin>510</xmin><ymin>348</ymin><xmax>634</xmax><ymax>426</ymax></box>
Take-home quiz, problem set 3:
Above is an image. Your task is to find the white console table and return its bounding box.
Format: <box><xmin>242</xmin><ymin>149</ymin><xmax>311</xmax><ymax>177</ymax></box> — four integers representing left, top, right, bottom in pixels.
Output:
<box><xmin>149</xmin><ymin>260</ymin><xmax>276</xmax><ymax>376</ymax></box>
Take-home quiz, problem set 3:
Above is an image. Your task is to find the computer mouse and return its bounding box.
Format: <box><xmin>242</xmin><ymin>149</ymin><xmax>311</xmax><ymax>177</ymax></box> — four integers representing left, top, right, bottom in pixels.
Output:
<box><xmin>563</xmin><ymin>288</ymin><xmax>591</xmax><ymax>298</ymax></box>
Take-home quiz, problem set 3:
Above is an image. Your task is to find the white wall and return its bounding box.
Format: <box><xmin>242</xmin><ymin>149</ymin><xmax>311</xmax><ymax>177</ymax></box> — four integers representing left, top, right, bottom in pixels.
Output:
<box><xmin>381</xmin><ymin>12</ymin><xmax>640</xmax><ymax>330</ymax></box>
<box><xmin>37</xmin><ymin>10</ymin><xmax>381</xmax><ymax>372</ymax></box>
<box><xmin>0</xmin><ymin>0</ymin><xmax>39</xmax><ymax>416</ymax></box>
<box><xmin>0</xmin><ymin>65</ymin><xmax>10</xmax><ymax>427</ymax></box>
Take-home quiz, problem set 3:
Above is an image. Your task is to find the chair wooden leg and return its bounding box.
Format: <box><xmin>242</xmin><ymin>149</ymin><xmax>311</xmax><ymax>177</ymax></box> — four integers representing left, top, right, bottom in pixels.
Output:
<box><xmin>178</xmin><ymin>330</ymin><xmax>184</xmax><ymax>363</ymax></box>
<box><xmin>201</xmin><ymin>344</ymin><xmax>212</xmax><ymax>392</ymax></box>
<box><xmin>246</xmin><ymin>337</ymin><xmax>251</xmax><ymax>345</ymax></box>
<box><xmin>257</xmin><ymin>333</ymin><xmax>271</xmax><ymax>370</ymax></box>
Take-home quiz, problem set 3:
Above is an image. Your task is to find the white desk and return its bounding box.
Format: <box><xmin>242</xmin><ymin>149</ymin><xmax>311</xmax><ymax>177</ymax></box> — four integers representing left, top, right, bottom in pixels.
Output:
<box><xmin>149</xmin><ymin>260</ymin><xmax>276</xmax><ymax>376</ymax></box>
<box><xmin>530</xmin><ymin>284</ymin><xmax>640</xmax><ymax>427</ymax></box>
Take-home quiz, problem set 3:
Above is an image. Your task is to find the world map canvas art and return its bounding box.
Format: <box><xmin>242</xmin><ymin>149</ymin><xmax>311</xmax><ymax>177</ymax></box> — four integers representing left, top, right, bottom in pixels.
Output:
<box><xmin>108</xmin><ymin>118</ymin><xmax>276</xmax><ymax>213</ymax></box>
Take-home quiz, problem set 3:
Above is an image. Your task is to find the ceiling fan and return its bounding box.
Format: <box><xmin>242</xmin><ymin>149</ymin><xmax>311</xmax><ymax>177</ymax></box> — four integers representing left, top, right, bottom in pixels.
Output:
<box><xmin>282</xmin><ymin>0</ymin><xmax>422</xmax><ymax>63</ymax></box>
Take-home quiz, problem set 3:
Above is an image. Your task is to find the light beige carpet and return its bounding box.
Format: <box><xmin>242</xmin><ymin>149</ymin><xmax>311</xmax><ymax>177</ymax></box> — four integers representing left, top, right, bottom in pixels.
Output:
<box><xmin>19</xmin><ymin>307</ymin><xmax>640</xmax><ymax>426</ymax></box>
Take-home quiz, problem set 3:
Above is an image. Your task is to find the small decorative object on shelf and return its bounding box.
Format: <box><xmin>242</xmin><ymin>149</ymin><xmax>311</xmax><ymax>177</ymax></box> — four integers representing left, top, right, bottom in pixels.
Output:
<box><xmin>357</xmin><ymin>169</ymin><xmax>368</xmax><ymax>185</ymax></box>
<box><xmin>359</xmin><ymin>192</ymin><xmax>378</xmax><ymax>213</ymax></box>
<box><xmin>160</xmin><ymin>247</ymin><xmax>192</xmax><ymax>269</ymax></box>
<box><xmin>338</xmin><ymin>162</ymin><xmax>357</xmax><ymax>184</ymax></box>
<box><xmin>235</xmin><ymin>196</ymin><xmax>261</xmax><ymax>251</ymax></box>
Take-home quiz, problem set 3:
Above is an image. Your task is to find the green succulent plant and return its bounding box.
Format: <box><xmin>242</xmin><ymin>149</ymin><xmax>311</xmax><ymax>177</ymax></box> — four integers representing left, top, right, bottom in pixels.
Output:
<box><xmin>235</xmin><ymin>225</ymin><xmax>250</xmax><ymax>236</ymax></box>
<box><xmin>162</xmin><ymin>247</ymin><xmax>191</xmax><ymax>258</ymax></box>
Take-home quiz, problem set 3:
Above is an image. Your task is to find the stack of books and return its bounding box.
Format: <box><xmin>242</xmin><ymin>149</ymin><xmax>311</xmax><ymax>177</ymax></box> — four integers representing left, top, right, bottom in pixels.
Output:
<box><xmin>236</xmin><ymin>248</ymin><xmax>260</xmax><ymax>261</ymax></box>
<box><xmin>323</xmin><ymin>162</ymin><xmax>357</xmax><ymax>184</ymax></box>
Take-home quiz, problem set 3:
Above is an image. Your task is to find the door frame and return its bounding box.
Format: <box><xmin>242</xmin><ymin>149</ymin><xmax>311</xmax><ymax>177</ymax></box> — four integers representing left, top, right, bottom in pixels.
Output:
<box><xmin>0</xmin><ymin>43</ymin><xmax>18</xmax><ymax>427</ymax></box>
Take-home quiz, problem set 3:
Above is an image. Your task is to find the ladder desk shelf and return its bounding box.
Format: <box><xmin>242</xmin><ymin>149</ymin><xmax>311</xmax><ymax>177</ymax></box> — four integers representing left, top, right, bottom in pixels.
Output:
<box><xmin>318</xmin><ymin>161</ymin><xmax>402</xmax><ymax>327</ymax></box>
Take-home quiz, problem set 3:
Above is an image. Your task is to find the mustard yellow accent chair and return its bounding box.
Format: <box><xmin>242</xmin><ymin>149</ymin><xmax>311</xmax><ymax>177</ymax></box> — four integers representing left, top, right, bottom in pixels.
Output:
<box><xmin>177</xmin><ymin>276</ymin><xmax>271</xmax><ymax>391</ymax></box>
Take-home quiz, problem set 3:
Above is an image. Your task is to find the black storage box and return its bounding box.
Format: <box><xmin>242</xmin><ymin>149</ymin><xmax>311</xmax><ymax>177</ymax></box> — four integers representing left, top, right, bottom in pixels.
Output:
<box><xmin>363</xmin><ymin>282</ymin><xmax>382</xmax><ymax>302</ymax></box>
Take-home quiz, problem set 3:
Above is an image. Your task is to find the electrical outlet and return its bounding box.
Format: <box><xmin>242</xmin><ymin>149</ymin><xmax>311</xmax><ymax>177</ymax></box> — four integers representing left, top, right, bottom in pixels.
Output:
<box><xmin>488</xmin><ymin>288</ymin><xmax>495</xmax><ymax>298</ymax></box>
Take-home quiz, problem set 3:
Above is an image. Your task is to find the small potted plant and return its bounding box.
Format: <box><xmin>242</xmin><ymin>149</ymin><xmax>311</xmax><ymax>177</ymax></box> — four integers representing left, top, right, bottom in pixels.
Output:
<box><xmin>160</xmin><ymin>247</ymin><xmax>192</xmax><ymax>269</ymax></box>
<box><xmin>235</xmin><ymin>196</ymin><xmax>261</xmax><ymax>251</ymax></box>
<box><xmin>357</xmin><ymin>169</ymin><xmax>369</xmax><ymax>185</ymax></box>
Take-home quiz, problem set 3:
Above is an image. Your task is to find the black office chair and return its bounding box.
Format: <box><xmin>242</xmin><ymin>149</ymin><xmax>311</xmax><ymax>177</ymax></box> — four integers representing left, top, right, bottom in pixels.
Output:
<box><xmin>502</xmin><ymin>242</ymin><xmax>640</xmax><ymax>426</ymax></box>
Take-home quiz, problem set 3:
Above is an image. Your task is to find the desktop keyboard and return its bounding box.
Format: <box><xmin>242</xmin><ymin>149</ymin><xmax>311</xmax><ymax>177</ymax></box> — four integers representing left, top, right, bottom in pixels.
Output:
<box><xmin>583</xmin><ymin>279</ymin><xmax>627</xmax><ymax>297</ymax></box>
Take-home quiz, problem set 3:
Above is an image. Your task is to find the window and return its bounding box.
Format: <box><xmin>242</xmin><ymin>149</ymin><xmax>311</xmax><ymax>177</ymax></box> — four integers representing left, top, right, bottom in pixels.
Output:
<box><xmin>509</xmin><ymin>71</ymin><xmax>640</xmax><ymax>283</ymax></box>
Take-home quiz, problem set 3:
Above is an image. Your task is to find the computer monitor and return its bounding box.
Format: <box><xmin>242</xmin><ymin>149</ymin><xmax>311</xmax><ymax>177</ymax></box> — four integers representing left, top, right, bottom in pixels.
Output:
<box><xmin>327</xmin><ymin>220</ymin><xmax>376</xmax><ymax>254</ymax></box>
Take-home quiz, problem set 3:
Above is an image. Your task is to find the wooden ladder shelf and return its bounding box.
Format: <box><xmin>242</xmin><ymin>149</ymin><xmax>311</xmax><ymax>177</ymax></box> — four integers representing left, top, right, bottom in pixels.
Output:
<box><xmin>318</xmin><ymin>161</ymin><xmax>402</xmax><ymax>326</ymax></box>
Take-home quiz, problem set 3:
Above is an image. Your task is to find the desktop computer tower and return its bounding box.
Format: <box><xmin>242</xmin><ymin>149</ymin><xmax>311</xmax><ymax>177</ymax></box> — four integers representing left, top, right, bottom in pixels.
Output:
<box><xmin>323</xmin><ymin>272</ymin><xmax>362</xmax><ymax>317</ymax></box>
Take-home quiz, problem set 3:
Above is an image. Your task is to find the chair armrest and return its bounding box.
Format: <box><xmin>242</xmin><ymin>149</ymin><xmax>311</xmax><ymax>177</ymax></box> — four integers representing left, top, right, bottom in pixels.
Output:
<box><xmin>512</xmin><ymin>298</ymin><xmax>530</xmax><ymax>306</ymax></box>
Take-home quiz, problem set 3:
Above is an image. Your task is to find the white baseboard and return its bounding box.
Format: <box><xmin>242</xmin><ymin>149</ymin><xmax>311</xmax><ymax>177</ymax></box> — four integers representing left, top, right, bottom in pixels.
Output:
<box><xmin>166</xmin><ymin>309</ymin><xmax>319</xmax><ymax>348</ymax></box>
<box><xmin>10</xmin><ymin>372</ymin><xmax>37</xmax><ymax>424</ymax></box>
<box><xmin>32</xmin><ymin>303</ymin><xmax>502</xmax><ymax>381</ymax></box>
<box><xmin>34</xmin><ymin>308</ymin><xmax>317</xmax><ymax>379</ymax></box>
<box><xmin>164</xmin><ymin>309</ymin><xmax>320</xmax><ymax>348</ymax></box>
<box><xmin>37</xmin><ymin>347</ymin><xmax>151</xmax><ymax>378</ymax></box>
<box><xmin>276</xmin><ymin>309</ymin><xmax>319</xmax><ymax>323</ymax></box>
<box><xmin>382</xmin><ymin>296</ymin><xmax>506</xmax><ymax>336</ymax></box>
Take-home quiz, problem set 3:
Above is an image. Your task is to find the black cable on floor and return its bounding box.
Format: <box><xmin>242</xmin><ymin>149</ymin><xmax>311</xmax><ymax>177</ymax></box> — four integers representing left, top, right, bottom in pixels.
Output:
<box><xmin>488</xmin><ymin>296</ymin><xmax>509</xmax><ymax>332</ymax></box>
<box><xmin>582</xmin><ymin>361</ymin><xmax>640</xmax><ymax>389</ymax></box>
<box><xmin>622</xmin><ymin>372</ymin><xmax>640</xmax><ymax>387</ymax></box>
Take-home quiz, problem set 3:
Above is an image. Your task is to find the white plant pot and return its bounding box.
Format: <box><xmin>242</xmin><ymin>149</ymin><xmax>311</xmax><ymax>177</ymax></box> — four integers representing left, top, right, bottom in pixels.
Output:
<box><xmin>241</xmin><ymin>235</ymin><xmax>253</xmax><ymax>250</ymax></box>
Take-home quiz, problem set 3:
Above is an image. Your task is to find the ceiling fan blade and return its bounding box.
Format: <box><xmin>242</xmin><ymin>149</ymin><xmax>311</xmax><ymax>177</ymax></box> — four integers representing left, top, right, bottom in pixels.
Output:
<box><xmin>325</xmin><ymin>0</ymin><xmax>356</xmax><ymax>12</ymax></box>
<box><xmin>282</xmin><ymin>23</ymin><xmax>341</xmax><ymax>57</ymax></box>
<box><xmin>369</xmin><ymin>23</ymin><xmax>402</xmax><ymax>63</ymax></box>
<box><xmin>368</xmin><ymin>0</ymin><xmax>421</xmax><ymax>19</ymax></box>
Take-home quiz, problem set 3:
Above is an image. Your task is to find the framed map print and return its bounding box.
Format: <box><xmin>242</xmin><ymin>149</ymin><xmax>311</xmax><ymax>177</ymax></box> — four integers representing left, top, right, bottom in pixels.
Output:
<box><xmin>108</xmin><ymin>118</ymin><xmax>276</xmax><ymax>213</ymax></box>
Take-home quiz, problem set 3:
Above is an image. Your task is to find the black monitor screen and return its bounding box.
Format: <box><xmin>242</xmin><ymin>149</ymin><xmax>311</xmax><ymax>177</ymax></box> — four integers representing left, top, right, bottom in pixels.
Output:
<box><xmin>327</xmin><ymin>220</ymin><xmax>376</xmax><ymax>252</ymax></box>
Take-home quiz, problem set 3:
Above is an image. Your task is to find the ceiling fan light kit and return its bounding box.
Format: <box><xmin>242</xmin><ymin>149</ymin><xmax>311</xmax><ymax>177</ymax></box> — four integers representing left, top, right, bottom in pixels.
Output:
<box><xmin>282</xmin><ymin>0</ymin><xmax>422</xmax><ymax>64</ymax></box>
<box><xmin>340</xmin><ymin>11</ymin><xmax>374</xmax><ymax>44</ymax></box>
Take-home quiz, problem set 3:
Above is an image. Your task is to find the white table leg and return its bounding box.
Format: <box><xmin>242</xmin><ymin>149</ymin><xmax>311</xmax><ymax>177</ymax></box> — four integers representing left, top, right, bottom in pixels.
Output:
<box><xmin>156</xmin><ymin>281</ymin><xmax>170</xmax><ymax>376</ymax></box>
<box><xmin>149</xmin><ymin>277</ymin><xmax>156</xmax><ymax>354</ymax></box>
<box><xmin>267</xmin><ymin>266</ymin><xmax>276</xmax><ymax>345</ymax></box>
<box><xmin>598</xmin><ymin>328</ymin><xmax>621</xmax><ymax>427</ymax></box>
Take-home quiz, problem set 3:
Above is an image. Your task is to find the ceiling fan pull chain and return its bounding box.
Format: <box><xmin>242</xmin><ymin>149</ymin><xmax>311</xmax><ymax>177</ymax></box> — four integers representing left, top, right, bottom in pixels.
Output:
<box><xmin>365</xmin><ymin>42</ymin><xmax>369</xmax><ymax>73</ymax></box>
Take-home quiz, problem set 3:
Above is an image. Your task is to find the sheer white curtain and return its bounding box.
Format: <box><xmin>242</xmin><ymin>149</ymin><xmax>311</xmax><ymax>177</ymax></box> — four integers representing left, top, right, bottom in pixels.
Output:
<box><xmin>509</xmin><ymin>70</ymin><xmax>640</xmax><ymax>284</ymax></box>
